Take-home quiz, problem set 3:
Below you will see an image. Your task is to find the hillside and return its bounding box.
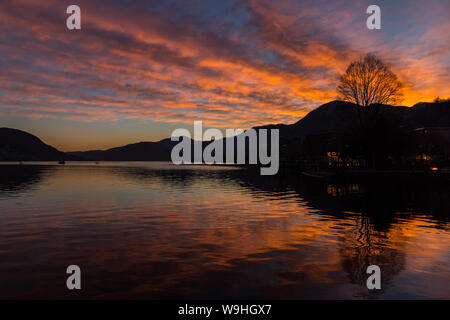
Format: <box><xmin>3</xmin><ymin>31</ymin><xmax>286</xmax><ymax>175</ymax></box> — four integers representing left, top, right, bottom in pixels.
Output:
<box><xmin>407</xmin><ymin>101</ymin><xmax>450</xmax><ymax>127</ymax></box>
<box><xmin>68</xmin><ymin>139</ymin><xmax>177</xmax><ymax>161</ymax></box>
<box><xmin>0</xmin><ymin>128</ymin><xmax>70</xmax><ymax>161</ymax></box>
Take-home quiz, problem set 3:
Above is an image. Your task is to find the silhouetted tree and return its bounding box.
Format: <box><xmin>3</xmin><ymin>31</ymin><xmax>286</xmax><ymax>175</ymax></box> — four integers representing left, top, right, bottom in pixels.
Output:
<box><xmin>337</xmin><ymin>54</ymin><xmax>404</xmax><ymax>168</ymax></box>
<box><xmin>434</xmin><ymin>96</ymin><xmax>450</xmax><ymax>104</ymax></box>
<box><xmin>337</xmin><ymin>54</ymin><xmax>403</xmax><ymax>127</ymax></box>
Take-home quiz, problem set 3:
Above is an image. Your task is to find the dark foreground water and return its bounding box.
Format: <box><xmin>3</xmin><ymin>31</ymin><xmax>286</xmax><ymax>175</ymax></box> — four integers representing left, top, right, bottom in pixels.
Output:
<box><xmin>0</xmin><ymin>162</ymin><xmax>449</xmax><ymax>299</ymax></box>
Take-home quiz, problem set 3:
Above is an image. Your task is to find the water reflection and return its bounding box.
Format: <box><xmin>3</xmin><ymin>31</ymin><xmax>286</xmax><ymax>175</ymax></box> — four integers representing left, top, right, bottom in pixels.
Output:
<box><xmin>0</xmin><ymin>165</ymin><xmax>47</xmax><ymax>198</ymax></box>
<box><xmin>0</xmin><ymin>163</ymin><xmax>448</xmax><ymax>299</ymax></box>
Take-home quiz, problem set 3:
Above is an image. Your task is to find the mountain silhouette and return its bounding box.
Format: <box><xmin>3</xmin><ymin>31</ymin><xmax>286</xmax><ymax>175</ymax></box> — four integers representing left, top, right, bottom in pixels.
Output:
<box><xmin>0</xmin><ymin>127</ymin><xmax>76</xmax><ymax>161</ymax></box>
<box><xmin>254</xmin><ymin>100</ymin><xmax>414</xmax><ymax>137</ymax></box>
<box><xmin>1</xmin><ymin>100</ymin><xmax>449</xmax><ymax>161</ymax></box>
<box><xmin>68</xmin><ymin>139</ymin><xmax>178</xmax><ymax>161</ymax></box>
<box><xmin>406</xmin><ymin>101</ymin><xmax>450</xmax><ymax>127</ymax></box>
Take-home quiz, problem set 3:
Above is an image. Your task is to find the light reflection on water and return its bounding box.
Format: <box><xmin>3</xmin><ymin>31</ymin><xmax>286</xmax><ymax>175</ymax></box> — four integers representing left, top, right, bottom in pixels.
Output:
<box><xmin>0</xmin><ymin>162</ymin><xmax>449</xmax><ymax>299</ymax></box>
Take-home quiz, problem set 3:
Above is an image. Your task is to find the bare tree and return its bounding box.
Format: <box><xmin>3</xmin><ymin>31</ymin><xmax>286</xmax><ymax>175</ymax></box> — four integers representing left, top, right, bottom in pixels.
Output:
<box><xmin>337</xmin><ymin>54</ymin><xmax>403</xmax><ymax>121</ymax></box>
<box><xmin>337</xmin><ymin>54</ymin><xmax>403</xmax><ymax>168</ymax></box>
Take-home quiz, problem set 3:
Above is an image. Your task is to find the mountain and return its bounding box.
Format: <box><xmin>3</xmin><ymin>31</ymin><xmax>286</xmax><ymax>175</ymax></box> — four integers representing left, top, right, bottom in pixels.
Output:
<box><xmin>407</xmin><ymin>101</ymin><xmax>450</xmax><ymax>127</ymax></box>
<box><xmin>69</xmin><ymin>100</ymin><xmax>446</xmax><ymax>161</ymax></box>
<box><xmin>255</xmin><ymin>100</ymin><xmax>413</xmax><ymax>137</ymax></box>
<box><xmin>285</xmin><ymin>100</ymin><xmax>359</xmax><ymax>135</ymax></box>
<box><xmin>68</xmin><ymin>139</ymin><xmax>178</xmax><ymax>161</ymax></box>
<box><xmin>0</xmin><ymin>127</ymin><xmax>70</xmax><ymax>161</ymax></box>
<box><xmin>1</xmin><ymin>100</ymin><xmax>448</xmax><ymax>161</ymax></box>
<box><xmin>240</xmin><ymin>101</ymin><xmax>358</xmax><ymax>137</ymax></box>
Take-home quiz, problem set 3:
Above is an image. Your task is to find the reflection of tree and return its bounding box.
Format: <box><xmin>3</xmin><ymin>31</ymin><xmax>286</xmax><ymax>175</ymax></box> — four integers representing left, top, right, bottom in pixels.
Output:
<box><xmin>219</xmin><ymin>168</ymin><xmax>450</xmax><ymax>226</ymax></box>
<box><xmin>220</xmin><ymin>169</ymin><xmax>450</xmax><ymax>297</ymax></box>
<box><xmin>338</xmin><ymin>213</ymin><xmax>406</xmax><ymax>298</ymax></box>
<box><xmin>101</xmin><ymin>166</ymin><xmax>447</xmax><ymax>298</ymax></box>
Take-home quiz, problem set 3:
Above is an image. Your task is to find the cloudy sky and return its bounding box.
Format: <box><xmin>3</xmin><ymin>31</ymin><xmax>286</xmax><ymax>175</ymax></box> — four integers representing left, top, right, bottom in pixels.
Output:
<box><xmin>1</xmin><ymin>0</ymin><xmax>449</xmax><ymax>150</ymax></box>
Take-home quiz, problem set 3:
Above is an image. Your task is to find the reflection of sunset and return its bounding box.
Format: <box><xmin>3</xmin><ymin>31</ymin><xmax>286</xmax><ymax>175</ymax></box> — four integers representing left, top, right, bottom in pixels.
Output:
<box><xmin>1</xmin><ymin>0</ymin><xmax>449</xmax><ymax>150</ymax></box>
<box><xmin>1</xmin><ymin>164</ymin><xmax>449</xmax><ymax>298</ymax></box>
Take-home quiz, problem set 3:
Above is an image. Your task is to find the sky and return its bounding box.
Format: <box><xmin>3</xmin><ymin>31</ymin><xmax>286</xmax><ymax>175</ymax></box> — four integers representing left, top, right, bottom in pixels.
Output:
<box><xmin>0</xmin><ymin>0</ymin><xmax>449</xmax><ymax>151</ymax></box>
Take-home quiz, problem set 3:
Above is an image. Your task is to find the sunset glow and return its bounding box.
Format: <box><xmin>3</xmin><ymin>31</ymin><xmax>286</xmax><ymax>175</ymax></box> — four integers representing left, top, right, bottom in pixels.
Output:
<box><xmin>0</xmin><ymin>0</ymin><xmax>449</xmax><ymax>150</ymax></box>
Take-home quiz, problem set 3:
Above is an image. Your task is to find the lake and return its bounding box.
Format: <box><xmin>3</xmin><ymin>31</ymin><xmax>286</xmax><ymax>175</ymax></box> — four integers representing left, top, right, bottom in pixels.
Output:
<box><xmin>0</xmin><ymin>162</ymin><xmax>449</xmax><ymax>299</ymax></box>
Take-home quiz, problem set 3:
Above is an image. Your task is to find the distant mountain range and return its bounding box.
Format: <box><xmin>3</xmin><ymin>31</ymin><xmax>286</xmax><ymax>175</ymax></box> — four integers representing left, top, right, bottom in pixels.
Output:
<box><xmin>68</xmin><ymin>139</ymin><xmax>177</xmax><ymax>161</ymax></box>
<box><xmin>1</xmin><ymin>100</ymin><xmax>449</xmax><ymax>161</ymax></box>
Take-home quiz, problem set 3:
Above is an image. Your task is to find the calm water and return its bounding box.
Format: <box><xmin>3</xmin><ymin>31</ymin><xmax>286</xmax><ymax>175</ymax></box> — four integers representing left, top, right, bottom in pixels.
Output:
<box><xmin>0</xmin><ymin>162</ymin><xmax>449</xmax><ymax>299</ymax></box>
